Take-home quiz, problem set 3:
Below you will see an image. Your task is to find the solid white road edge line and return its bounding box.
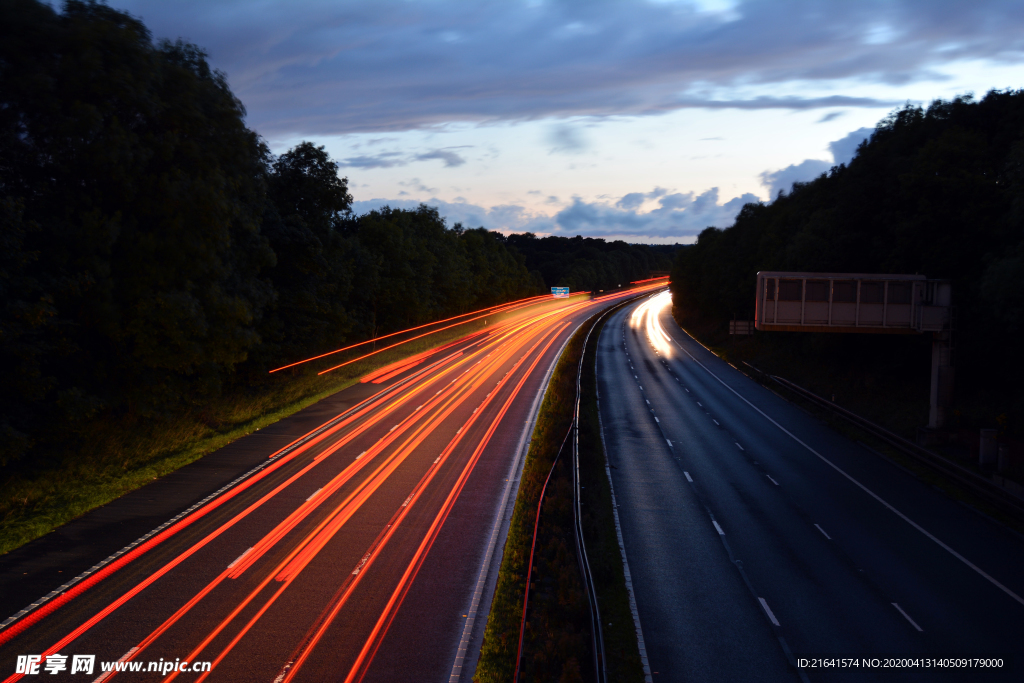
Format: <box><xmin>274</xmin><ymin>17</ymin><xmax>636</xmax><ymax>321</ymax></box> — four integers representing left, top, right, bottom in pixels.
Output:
<box><xmin>892</xmin><ymin>603</ymin><xmax>924</xmax><ymax>632</ymax></box>
<box><xmin>665</xmin><ymin>316</ymin><xmax>1024</xmax><ymax>610</ymax></box>
<box><xmin>759</xmin><ymin>598</ymin><xmax>781</xmax><ymax>626</ymax></box>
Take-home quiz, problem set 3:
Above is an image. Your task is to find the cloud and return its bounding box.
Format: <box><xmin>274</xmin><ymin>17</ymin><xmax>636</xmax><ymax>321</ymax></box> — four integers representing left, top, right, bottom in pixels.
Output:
<box><xmin>759</xmin><ymin>126</ymin><xmax>875</xmax><ymax>197</ymax></box>
<box><xmin>337</xmin><ymin>148</ymin><xmax>469</xmax><ymax>169</ymax></box>
<box><xmin>759</xmin><ymin>159</ymin><xmax>833</xmax><ymax>199</ymax></box>
<box><xmin>338</xmin><ymin>152</ymin><xmax>405</xmax><ymax>169</ymax></box>
<box><xmin>547</xmin><ymin>124</ymin><xmax>589</xmax><ymax>154</ymax></box>
<box><xmin>828</xmin><ymin>127</ymin><xmax>874</xmax><ymax>165</ymax></box>
<box><xmin>413</xmin><ymin>149</ymin><xmax>468</xmax><ymax>167</ymax></box>
<box><xmin>817</xmin><ymin>111</ymin><xmax>846</xmax><ymax>123</ymax></box>
<box><xmin>114</xmin><ymin>0</ymin><xmax>1024</xmax><ymax>136</ymax></box>
<box><xmin>352</xmin><ymin>185</ymin><xmax>760</xmax><ymax>241</ymax></box>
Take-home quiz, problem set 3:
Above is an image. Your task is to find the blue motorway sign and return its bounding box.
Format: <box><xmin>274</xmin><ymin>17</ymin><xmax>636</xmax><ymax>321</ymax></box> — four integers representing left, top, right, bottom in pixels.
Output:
<box><xmin>551</xmin><ymin>287</ymin><xmax>570</xmax><ymax>298</ymax></box>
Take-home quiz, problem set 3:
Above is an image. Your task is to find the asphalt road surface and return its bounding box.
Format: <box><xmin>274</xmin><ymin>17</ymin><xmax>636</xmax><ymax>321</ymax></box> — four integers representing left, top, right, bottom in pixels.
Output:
<box><xmin>0</xmin><ymin>285</ymin><xmax>661</xmax><ymax>683</ymax></box>
<box><xmin>597</xmin><ymin>291</ymin><xmax>1024</xmax><ymax>683</ymax></box>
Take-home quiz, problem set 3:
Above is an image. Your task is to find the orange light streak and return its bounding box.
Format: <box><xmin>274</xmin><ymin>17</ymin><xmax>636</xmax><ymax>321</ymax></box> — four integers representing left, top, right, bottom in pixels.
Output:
<box><xmin>315</xmin><ymin>295</ymin><xmax>580</xmax><ymax>376</ymax></box>
<box><xmin>172</xmin><ymin>315</ymin><xmax>565</xmax><ymax>682</ymax></box>
<box><xmin>629</xmin><ymin>275</ymin><xmax>670</xmax><ymax>285</ymax></box>
<box><xmin>283</xmin><ymin>324</ymin><xmax>571</xmax><ymax>683</ymax></box>
<box><xmin>269</xmin><ymin>293</ymin><xmax>555</xmax><ymax>373</ymax></box>
<box><xmin>343</xmin><ymin>320</ymin><xmax>570</xmax><ymax>683</ymax></box>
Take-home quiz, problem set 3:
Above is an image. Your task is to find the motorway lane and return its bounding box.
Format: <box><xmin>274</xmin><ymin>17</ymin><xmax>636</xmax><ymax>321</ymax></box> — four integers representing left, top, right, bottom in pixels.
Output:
<box><xmin>598</xmin><ymin>291</ymin><xmax>1024</xmax><ymax>682</ymax></box>
<box><xmin>0</xmin><ymin>286</ymin><xmax>662</xmax><ymax>683</ymax></box>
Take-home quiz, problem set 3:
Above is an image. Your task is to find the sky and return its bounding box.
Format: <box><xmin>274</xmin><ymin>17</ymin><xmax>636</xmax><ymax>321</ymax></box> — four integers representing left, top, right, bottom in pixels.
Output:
<box><xmin>111</xmin><ymin>0</ymin><xmax>1024</xmax><ymax>243</ymax></box>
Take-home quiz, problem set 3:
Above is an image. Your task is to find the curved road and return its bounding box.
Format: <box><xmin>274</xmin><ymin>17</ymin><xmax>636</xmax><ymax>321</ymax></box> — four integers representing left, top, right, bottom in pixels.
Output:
<box><xmin>0</xmin><ymin>285</ymin><xmax>660</xmax><ymax>682</ymax></box>
<box><xmin>597</xmin><ymin>291</ymin><xmax>1024</xmax><ymax>682</ymax></box>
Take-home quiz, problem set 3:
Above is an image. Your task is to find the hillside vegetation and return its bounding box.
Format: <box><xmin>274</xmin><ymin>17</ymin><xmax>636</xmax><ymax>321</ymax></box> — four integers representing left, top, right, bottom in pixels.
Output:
<box><xmin>0</xmin><ymin>0</ymin><xmax>672</xmax><ymax>549</ymax></box>
<box><xmin>671</xmin><ymin>90</ymin><xmax>1024</xmax><ymax>440</ymax></box>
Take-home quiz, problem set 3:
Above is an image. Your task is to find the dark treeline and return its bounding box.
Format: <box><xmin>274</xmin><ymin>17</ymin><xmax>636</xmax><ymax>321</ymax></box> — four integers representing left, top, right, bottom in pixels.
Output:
<box><xmin>506</xmin><ymin>234</ymin><xmax>675</xmax><ymax>293</ymax></box>
<box><xmin>0</xmin><ymin>0</ymin><xmax>546</xmax><ymax>468</ymax></box>
<box><xmin>671</xmin><ymin>90</ymin><xmax>1024</xmax><ymax>424</ymax></box>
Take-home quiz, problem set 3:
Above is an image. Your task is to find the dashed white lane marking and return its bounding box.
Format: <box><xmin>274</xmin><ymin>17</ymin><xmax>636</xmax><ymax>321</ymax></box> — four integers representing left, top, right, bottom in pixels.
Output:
<box><xmin>712</xmin><ymin>520</ymin><xmax>724</xmax><ymax>535</ymax></box>
<box><xmin>766</xmin><ymin>475</ymin><xmax>779</xmax><ymax>486</ymax></box>
<box><xmin>684</xmin><ymin>471</ymin><xmax>693</xmax><ymax>483</ymax></box>
<box><xmin>654</xmin><ymin>416</ymin><xmax>660</xmax><ymax>423</ymax></box>
<box><xmin>227</xmin><ymin>547</ymin><xmax>253</xmax><ymax>569</ymax></box>
<box><xmin>634</xmin><ymin>375</ymin><xmax>638</xmax><ymax>379</ymax></box>
<box><xmin>666</xmin><ymin>439</ymin><xmax>673</xmax><ymax>448</ymax></box>
<box><xmin>697</xmin><ymin>402</ymin><xmax>702</xmax><ymax>407</ymax></box>
<box><xmin>892</xmin><ymin>603</ymin><xmax>923</xmax><ymax>632</ymax></box>
<box><xmin>356</xmin><ymin>451</ymin><xmax>366</xmax><ymax>460</ymax></box>
<box><xmin>305</xmin><ymin>488</ymin><xmax>323</xmax><ymax>502</ymax></box>
<box><xmin>639</xmin><ymin>385</ymin><xmax>643</xmax><ymax>391</ymax></box>
<box><xmin>684</xmin><ymin>387</ymin><xmax>689</xmax><ymax>392</ymax></box>
<box><xmin>645</xmin><ymin>400</ymin><xmax>650</xmax><ymax>405</ymax></box>
<box><xmin>814</xmin><ymin>523</ymin><xmax>831</xmax><ymax>540</ymax></box>
<box><xmin>712</xmin><ymin>419</ymin><xmax>719</xmax><ymax>426</ymax></box>
<box><xmin>665</xmin><ymin>327</ymin><xmax>1024</xmax><ymax>610</ymax></box>
<box><xmin>735</xmin><ymin>442</ymin><xmax>744</xmax><ymax>451</ymax></box>
<box><xmin>759</xmin><ymin>598</ymin><xmax>780</xmax><ymax>626</ymax></box>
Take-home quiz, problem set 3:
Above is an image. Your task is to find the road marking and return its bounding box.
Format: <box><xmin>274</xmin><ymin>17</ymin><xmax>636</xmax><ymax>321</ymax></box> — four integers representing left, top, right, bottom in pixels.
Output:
<box><xmin>712</xmin><ymin>419</ymin><xmax>719</xmax><ymax>426</ymax></box>
<box><xmin>684</xmin><ymin>388</ymin><xmax>689</xmax><ymax>392</ymax></box>
<box><xmin>892</xmin><ymin>603</ymin><xmax>923</xmax><ymax>631</ymax></box>
<box><xmin>712</xmin><ymin>520</ymin><xmax>724</xmax><ymax>535</ymax></box>
<box><xmin>758</xmin><ymin>598</ymin><xmax>780</xmax><ymax>626</ymax></box>
<box><xmin>227</xmin><ymin>548</ymin><xmax>253</xmax><ymax>570</ymax></box>
<box><xmin>666</xmin><ymin>327</ymin><xmax>1024</xmax><ymax>610</ymax></box>
<box><xmin>697</xmin><ymin>402</ymin><xmax>702</xmax><ymax>407</ymax></box>
<box><xmin>814</xmin><ymin>524</ymin><xmax>831</xmax><ymax>539</ymax></box>
<box><xmin>639</xmin><ymin>385</ymin><xmax>643</xmax><ymax>391</ymax></box>
<box><xmin>305</xmin><ymin>488</ymin><xmax>322</xmax><ymax>502</ymax></box>
<box><xmin>666</xmin><ymin>439</ymin><xmax>672</xmax><ymax>447</ymax></box>
<box><xmin>684</xmin><ymin>471</ymin><xmax>693</xmax><ymax>482</ymax></box>
<box><xmin>654</xmin><ymin>416</ymin><xmax>659</xmax><ymax>423</ymax></box>
<box><xmin>764</xmin><ymin>474</ymin><xmax>779</xmax><ymax>486</ymax></box>
<box><xmin>356</xmin><ymin>451</ymin><xmax>366</xmax><ymax>460</ymax></box>
<box><xmin>735</xmin><ymin>443</ymin><xmax>744</xmax><ymax>451</ymax></box>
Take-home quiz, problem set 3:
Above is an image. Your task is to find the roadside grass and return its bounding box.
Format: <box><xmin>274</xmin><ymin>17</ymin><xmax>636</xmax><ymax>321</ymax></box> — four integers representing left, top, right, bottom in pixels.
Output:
<box><xmin>578</xmin><ymin>311</ymin><xmax>646</xmax><ymax>682</ymax></box>
<box><xmin>476</xmin><ymin>304</ymin><xmax>644</xmax><ymax>683</ymax></box>
<box><xmin>0</xmin><ymin>299</ymin><xmax>562</xmax><ymax>557</ymax></box>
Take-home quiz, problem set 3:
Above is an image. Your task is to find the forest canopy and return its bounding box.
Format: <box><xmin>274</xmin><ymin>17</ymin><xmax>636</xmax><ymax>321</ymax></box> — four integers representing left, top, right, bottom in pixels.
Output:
<box><xmin>0</xmin><ymin>0</ymin><xmax>671</xmax><ymax>468</ymax></box>
<box><xmin>670</xmin><ymin>89</ymin><xmax>1024</xmax><ymax>412</ymax></box>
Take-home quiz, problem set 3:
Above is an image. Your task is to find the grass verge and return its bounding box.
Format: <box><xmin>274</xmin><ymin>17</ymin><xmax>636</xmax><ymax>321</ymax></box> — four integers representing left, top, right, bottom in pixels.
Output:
<box><xmin>475</xmin><ymin>304</ymin><xmax>644</xmax><ymax>683</ymax></box>
<box><xmin>0</xmin><ymin>300</ymin><xmax>561</xmax><ymax>557</ymax></box>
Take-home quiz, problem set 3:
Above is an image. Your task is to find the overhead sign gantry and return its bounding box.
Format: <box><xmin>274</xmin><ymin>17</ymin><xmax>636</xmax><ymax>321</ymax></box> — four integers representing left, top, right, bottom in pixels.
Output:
<box><xmin>754</xmin><ymin>272</ymin><xmax>953</xmax><ymax>430</ymax></box>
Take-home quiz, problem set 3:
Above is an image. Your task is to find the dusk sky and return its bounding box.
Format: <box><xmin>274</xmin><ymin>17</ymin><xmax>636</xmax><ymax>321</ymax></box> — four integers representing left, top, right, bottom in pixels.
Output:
<box><xmin>113</xmin><ymin>0</ymin><xmax>1024</xmax><ymax>243</ymax></box>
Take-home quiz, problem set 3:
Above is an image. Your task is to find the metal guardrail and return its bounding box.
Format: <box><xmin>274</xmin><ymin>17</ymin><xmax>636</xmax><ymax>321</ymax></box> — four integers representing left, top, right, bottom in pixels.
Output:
<box><xmin>742</xmin><ymin>362</ymin><xmax>1024</xmax><ymax>521</ymax></box>
<box><xmin>515</xmin><ymin>293</ymin><xmax>649</xmax><ymax>683</ymax></box>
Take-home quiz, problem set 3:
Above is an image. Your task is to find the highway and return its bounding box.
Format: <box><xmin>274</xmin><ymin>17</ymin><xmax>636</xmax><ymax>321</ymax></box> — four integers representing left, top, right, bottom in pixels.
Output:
<box><xmin>0</xmin><ymin>285</ymin><xmax>661</xmax><ymax>683</ymax></box>
<box><xmin>597</xmin><ymin>291</ymin><xmax>1024</xmax><ymax>682</ymax></box>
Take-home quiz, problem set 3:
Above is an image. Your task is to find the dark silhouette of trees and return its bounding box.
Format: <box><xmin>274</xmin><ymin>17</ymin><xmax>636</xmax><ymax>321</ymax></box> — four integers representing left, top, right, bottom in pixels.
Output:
<box><xmin>671</xmin><ymin>89</ymin><xmax>1024</xmax><ymax>415</ymax></box>
<box><xmin>505</xmin><ymin>234</ymin><xmax>674</xmax><ymax>292</ymax></box>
